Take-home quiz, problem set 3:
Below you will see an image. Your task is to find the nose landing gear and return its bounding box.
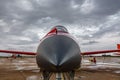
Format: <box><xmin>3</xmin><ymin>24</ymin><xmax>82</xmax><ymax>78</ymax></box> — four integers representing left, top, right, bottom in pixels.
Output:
<box><xmin>42</xmin><ymin>71</ymin><xmax>75</xmax><ymax>80</ymax></box>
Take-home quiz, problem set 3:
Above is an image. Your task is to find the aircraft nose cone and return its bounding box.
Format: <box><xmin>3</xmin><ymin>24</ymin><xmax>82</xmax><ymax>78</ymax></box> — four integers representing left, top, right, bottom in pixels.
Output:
<box><xmin>36</xmin><ymin>35</ymin><xmax>81</xmax><ymax>71</ymax></box>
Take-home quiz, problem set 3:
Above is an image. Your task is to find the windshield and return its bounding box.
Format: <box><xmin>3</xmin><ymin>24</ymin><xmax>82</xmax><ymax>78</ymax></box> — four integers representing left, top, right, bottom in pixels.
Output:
<box><xmin>54</xmin><ymin>25</ymin><xmax>68</xmax><ymax>32</ymax></box>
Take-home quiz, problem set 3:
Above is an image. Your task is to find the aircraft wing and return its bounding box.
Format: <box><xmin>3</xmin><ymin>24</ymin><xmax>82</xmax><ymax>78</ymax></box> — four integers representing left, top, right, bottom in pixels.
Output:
<box><xmin>81</xmin><ymin>44</ymin><xmax>120</xmax><ymax>55</ymax></box>
<box><xmin>0</xmin><ymin>50</ymin><xmax>36</xmax><ymax>55</ymax></box>
<box><xmin>81</xmin><ymin>49</ymin><xmax>120</xmax><ymax>55</ymax></box>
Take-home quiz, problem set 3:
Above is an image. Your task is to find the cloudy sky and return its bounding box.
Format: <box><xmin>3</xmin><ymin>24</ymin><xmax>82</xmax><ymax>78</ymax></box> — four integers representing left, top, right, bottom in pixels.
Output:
<box><xmin>0</xmin><ymin>0</ymin><xmax>120</xmax><ymax>55</ymax></box>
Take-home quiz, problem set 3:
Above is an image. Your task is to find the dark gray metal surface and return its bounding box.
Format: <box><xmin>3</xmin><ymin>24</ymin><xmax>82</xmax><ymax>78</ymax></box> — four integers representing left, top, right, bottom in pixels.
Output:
<box><xmin>36</xmin><ymin>35</ymin><xmax>81</xmax><ymax>72</ymax></box>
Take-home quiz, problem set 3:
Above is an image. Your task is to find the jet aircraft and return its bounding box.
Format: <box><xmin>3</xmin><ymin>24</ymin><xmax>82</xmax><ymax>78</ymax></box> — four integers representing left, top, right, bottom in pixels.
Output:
<box><xmin>0</xmin><ymin>25</ymin><xmax>120</xmax><ymax>80</ymax></box>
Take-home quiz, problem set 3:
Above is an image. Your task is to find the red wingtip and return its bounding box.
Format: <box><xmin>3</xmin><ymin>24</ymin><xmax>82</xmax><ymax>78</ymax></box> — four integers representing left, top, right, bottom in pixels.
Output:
<box><xmin>116</xmin><ymin>44</ymin><xmax>120</xmax><ymax>55</ymax></box>
<box><xmin>117</xmin><ymin>44</ymin><xmax>120</xmax><ymax>49</ymax></box>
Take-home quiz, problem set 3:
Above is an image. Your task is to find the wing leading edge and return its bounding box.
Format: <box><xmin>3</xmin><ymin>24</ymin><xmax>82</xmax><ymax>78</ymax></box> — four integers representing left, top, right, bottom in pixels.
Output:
<box><xmin>0</xmin><ymin>50</ymin><xmax>36</xmax><ymax>55</ymax></box>
<box><xmin>81</xmin><ymin>49</ymin><xmax>120</xmax><ymax>55</ymax></box>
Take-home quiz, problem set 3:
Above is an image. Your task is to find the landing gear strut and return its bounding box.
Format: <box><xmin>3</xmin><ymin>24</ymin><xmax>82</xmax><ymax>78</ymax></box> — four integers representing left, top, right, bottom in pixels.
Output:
<box><xmin>42</xmin><ymin>71</ymin><xmax>52</xmax><ymax>80</ymax></box>
<box><xmin>68</xmin><ymin>71</ymin><xmax>75</xmax><ymax>80</ymax></box>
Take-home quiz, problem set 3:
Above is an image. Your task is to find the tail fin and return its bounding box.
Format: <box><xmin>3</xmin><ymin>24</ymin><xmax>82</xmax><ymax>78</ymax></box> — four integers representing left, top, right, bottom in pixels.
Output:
<box><xmin>117</xmin><ymin>44</ymin><xmax>120</xmax><ymax>49</ymax></box>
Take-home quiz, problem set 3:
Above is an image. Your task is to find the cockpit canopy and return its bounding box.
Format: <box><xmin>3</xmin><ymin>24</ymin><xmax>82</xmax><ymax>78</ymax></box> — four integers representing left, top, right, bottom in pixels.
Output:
<box><xmin>47</xmin><ymin>25</ymin><xmax>68</xmax><ymax>36</ymax></box>
<box><xmin>53</xmin><ymin>25</ymin><xmax>68</xmax><ymax>33</ymax></box>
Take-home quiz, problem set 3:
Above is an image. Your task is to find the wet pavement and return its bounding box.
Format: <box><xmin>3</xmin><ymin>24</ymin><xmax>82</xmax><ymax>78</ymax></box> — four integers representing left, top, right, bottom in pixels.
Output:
<box><xmin>0</xmin><ymin>57</ymin><xmax>120</xmax><ymax>80</ymax></box>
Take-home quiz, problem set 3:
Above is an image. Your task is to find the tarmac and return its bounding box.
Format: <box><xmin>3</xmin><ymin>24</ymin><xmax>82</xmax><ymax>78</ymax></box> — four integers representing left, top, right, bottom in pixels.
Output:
<box><xmin>0</xmin><ymin>56</ymin><xmax>120</xmax><ymax>80</ymax></box>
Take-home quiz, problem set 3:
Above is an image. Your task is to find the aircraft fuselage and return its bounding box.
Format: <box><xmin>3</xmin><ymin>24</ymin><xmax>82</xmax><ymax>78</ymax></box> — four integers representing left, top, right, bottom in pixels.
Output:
<box><xmin>36</xmin><ymin>26</ymin><xmax>81</xmax><ymax>72</ymax></box>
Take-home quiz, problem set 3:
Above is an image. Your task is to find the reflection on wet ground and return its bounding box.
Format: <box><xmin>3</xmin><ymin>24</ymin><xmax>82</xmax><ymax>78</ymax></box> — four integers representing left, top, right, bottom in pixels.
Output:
<box><xmin>82</xmin><ymin>57</ymin><xmax>120</xmax><ymax>69</ymax></box>
<box><xmin>0</xmin><ymin>57</ymin><xmax>120</xmax><ymax>80</ymax></box>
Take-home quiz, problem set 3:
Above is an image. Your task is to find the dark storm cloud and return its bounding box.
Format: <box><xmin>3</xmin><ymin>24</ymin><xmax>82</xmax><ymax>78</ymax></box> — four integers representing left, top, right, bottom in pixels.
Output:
<box><xmin>1</xmin><ymin>0</ymin><xmax>120</xmax><ymax>25</ymax></box>
<box><xmin>16</xmin><ymin>0</ymin><xmax>85</xmax><ymax>24</ymax></box>
<box><xmin>94</xmin><ymin>0</ymin><xmax>120</xmax><ymax>15</ymax></box>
